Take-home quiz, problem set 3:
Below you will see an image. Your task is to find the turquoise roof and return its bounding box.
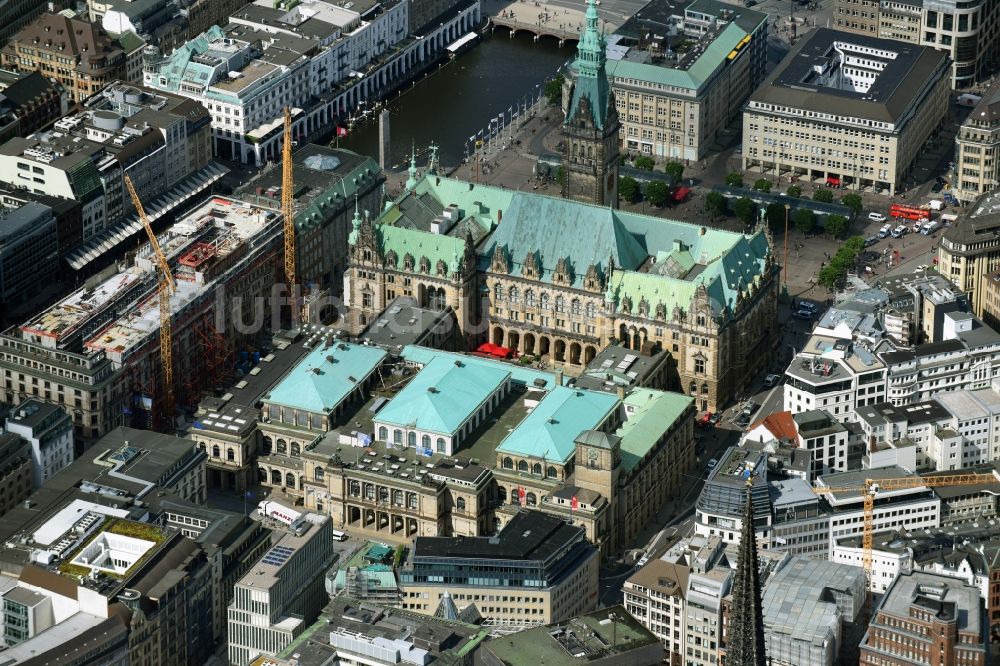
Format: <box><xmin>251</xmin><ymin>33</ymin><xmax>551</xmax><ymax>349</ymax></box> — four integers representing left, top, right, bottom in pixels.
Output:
<box><xmin>496</xmin><ymin>386</ymin><xmax>619</xmax><ymax>463</ymax></box>
<box><xmin>265</xmin><ymin>341</ymin><xmax>387</xmax><ymax>413</ymax></box>
<box><xmin>375</xmin><ymin>356</ymin><xmax>511</xmax><ymax>435</ymax></box>
<box><xmin>615</xmin><ymin>389</ymin><xmax>693</xmax><ymax>472</ymax></box>
<box><xmin>377</xmin><ymin>225</ymin><xmax>466</xmax><ymax>273</ymax></box>
<box><xmin>605</xmin><ymin>22</ymin><xmax>751</xmax><ymax>94</ymax></box>
<box><xmin>566</xmin><ymin>0</ymin><xmax>613</xmax><ymax>130</ymax></box>
<box><xmin>400</xmin><ymin>346</ymin><xmax>557</xmax><ymax>389</ymax></box>
<box><xmin>481</xmin><ymin>193</ymin><xmax>647</xmax><ymax>288</ymax></box>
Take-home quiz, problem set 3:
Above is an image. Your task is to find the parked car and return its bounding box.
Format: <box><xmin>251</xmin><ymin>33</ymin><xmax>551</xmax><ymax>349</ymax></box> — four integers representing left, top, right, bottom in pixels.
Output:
<box><xmin>865</xmin><ymin>236</ymin><xmax>880</xmax><ymax>247</ymax></box>
<box><xmin>707</xmin><ymin>458</ymin><xmax>719</xmax><ymax>469</ymax></box>
<box><xmin>708</xmin><ymin>413</ymin><xmax>721</xmax><ymax>425</ymax></box>
<box><xmin>696</xmin><ymin>412</ymin><xmax>713</xmax><ymax>427</ymax></box>
<box><xmin>763</xmin><ymin>374</ymin><xmax>782</xmax><ymax>389</ymax></box>
<box><xmin>799</xmin><ymin>301</ymin><xmax>819</xmax><ymax>313</ymax></box>
<box><xmin>792</xmin><ymin>310</ymin><xmax>812</xmax><ymax>320</ymax></box>
<box><xmin>868</xmin><ymin>212</ymin><xmax>887</xmax><ymax>223</ymax></box>
<box><xmin>931</xmin><ymin>181</ymin><xmax>944</xmax><ymax>193</ymax></box>
<box><xmin>890</xmin><ymin>225</ymin><xmax>907</xmax><ymax>238</ymax></box>
<box><xmin>877</xmin><ymin>223</ymin><xmax>893</xmax><ymax>238</ymax></box>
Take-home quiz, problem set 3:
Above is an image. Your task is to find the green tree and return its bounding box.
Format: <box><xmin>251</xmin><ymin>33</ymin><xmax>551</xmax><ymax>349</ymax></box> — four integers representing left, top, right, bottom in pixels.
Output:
<box><xmin>619</xmin><ymin>176</ymin><xmax>640</xmax><ymax>203</ymax></box>
<box><xmin>646</xmin><ymin>181</ymin><xmax>670</xmax><ymax>207</ymax></box>
<box><xmin>725</xmin><ymin>172</ymin><xmax>744</xmax><ymax>187</ymax></box>
<box><xmin>793</xmin><ymin>208</ymin><xmax>815</xmax><ymax>234</ymax></box>
<box><xmin>705</xmin><ymin>191</ymin><xmax>728</xmax><ymax>218</ymax></box>
<box><xmin>844</xmin><ymin>235</ymin><xmax>865</xmax><ymax>254</ymax></box>
<box><xmin>732</xmin><ymin>197</ymin><xmax>757</xmax><ymax>225</ymax></box>
<box><xmin>555</xmin><ymin>166</ymin><xmax>565</xmax><ymax>185</ymax></box>
<box><xmin>813</xmin><ymin>188</ymin><xmax>834</xmax><ymax>203</ymax></box>
<box><xmin>818</xmin><ymin>263</ymin><xmax>842</xmax><ymax>290</ymax></box>
<box><xmin>543</xmin><ymin>74</ymin><xmax>565</xmax><ymax>105</ymax></box>
<box><xmin>753</xmin><ymin>178</ymin><xmax>772</xmax><ymax>193</ymax></box>
<box><xmin>840</xmin><ymin>193</ymin><xmax>863</xmax><ymax>215</ymax></box>
<box><xmin>766</xmin><ymin>203</ymin><xmax>787</xmax><ymax>233</ymax></box>
<box><xmin>786</xmin><ymin>185</ymin><xmax>802</xmax><ymax>198</ymax></box>
<box><xmin>825</xmin><ymin>214</ymin><xmax>849</xmax><ymax>239</ymax></box>
<box><xmin>634</xmin><ymin>156</ymin><xmax>656</xmax><ymax>171</ymax></box>
<box><xmin>664</xmin><ymin>161</ymin><xmax>684</xmax><ymax>181</ymax></box>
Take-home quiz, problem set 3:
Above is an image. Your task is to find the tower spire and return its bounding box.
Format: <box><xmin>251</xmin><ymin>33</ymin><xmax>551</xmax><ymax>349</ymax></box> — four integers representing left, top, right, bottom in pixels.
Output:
<box><xmin>405</xmin><ymin>142</ymin><xmax>418</xmax><ymax>191</ymax></box>
<box><xmin>348</xmin><ymin>194</ymin><xmax>361</xmax><ymax>246</ymax></box>
<box><xmin>726</xmin><ymin>478</ymin><xmax>768</xmax><ymax>665</ymax></box>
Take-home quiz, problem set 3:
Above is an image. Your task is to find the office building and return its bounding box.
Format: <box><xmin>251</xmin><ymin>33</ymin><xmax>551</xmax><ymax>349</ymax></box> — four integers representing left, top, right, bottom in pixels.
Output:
<box><xmin>834</xmin><ymin>0</ymin><xmax>1000</xmax><ymax>88</ymax></box>
<box><xmin>0</xmin><ymin>71</ymin><xmax>68</xmax><ymax>142</ymax></box>
<box><xmin>859</xmin><ymin>571</ymin><xmax>987</xmax><ymax>665</ymax></box>
<box><xmin>944</xmin><ymin>191</ymin><xmax>1000</xmax><ymax>317</ymax></box>
<box><xmin>4</xmin><ymin>399</ymin><xmax>72</xmax><ymax>489</ymax></box>
<box><xmin>623</xmin><ymin>559</ymin><xmax>689</xmax><ymax>664</ymax></box>
<box><xmin>0</xmin><ymin>202</ymin><xmax>58</xmax><ymax>310</ymax></box>
<box><xmin>742</xmin><ymin>29</ymin><xmax>949</xmax><ymax>196</ymax></box>
<box><xmin>236</xmin><ymin>145</ymin><xmax>383</xmax><ymax>291</ymax></box>
<box><xmin>0</xmin><ymin>432</ymin><xmax>32</xmax><ymax>520</ymax></box>
<box><xmin>954</xmin><ymin>82</ymin><xmax>1000</xmax><ymax>202</ymax></box>
<box><xmin>347</xmin><ymin>171</ymin><xmax>780</xmax><ymax>413</ymax></box>
<box><xmin>1</xmin><ymin>13</ymin><xmax>125</xmax><ymax>103</ymax></box>
<box><xmin>399</xmin><ymin>510</ymin><xmax>599</xmax><ymax>629</ymax></box>
<box><xmin>606</xmin><ymin>0</ymin><xmax>768</xmax><ymax>161</ymax></box>
<box><xmin>227</xmin><ymin>512</ymin><xmax>335</xmax><ymax>665</ymax></box>
<box><xmin>481</xmin><ymin>605</ymin><xmax>662</xmax><ymax>666</ymax></box>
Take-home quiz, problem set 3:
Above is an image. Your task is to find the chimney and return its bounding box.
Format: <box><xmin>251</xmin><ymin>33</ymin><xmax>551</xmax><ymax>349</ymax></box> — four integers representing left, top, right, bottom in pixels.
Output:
<box><xmin>555</xmin><ymin>369</ymin><xmax>563</xmax><ymax>386</ymax></box>
<box><xmin>616</xmin><ymin>385</ymin><xmax>626</xmax><ymax>400</ymax></box>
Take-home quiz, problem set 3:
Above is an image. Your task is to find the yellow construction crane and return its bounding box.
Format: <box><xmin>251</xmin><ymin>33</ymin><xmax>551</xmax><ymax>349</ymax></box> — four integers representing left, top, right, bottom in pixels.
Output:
<box><xmin>812</xmin><ymin>471</ymin><xmax>996</xmax><ymax>618</ymax></box>
<box><xmin>282</xmin><ymin>106</ymin><xmax>297</xmax><ymax>319</ymax></box>
<box><xmin>124</xmin><ymin>174</ymin><xmax>175</xmax><ymax>427</ymax></box>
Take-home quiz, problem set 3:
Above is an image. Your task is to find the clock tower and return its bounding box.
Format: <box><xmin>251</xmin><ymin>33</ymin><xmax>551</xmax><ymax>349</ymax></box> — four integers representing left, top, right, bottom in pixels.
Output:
<box><xmin>574</xmin><ymin>430</ymin><xmax>621</xmax><ymax>502</ymax></box>
<box><xmin>561</xmin><ymin>0</ymin><xmax>620</xmax><ymax>208</ymax></box>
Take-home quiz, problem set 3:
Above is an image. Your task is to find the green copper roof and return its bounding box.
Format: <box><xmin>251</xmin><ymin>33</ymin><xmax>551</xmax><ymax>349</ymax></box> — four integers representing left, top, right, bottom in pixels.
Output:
<box><xmin>377</xmin><ymin>225</ymin><xmax>465</xmax><ymax>272</ymax></box>
<box><xmin>375</xmin><ymin>356</ymin><xmax>511</xmax><ymax>435</ymax></box>
<box><xmin>566</xmin><ymin>0</ymin><xmax>613</xmax><ymax>130</ymax></box>
<box><xmin>615</xmin><ymin>389</ymin><xmax>692</xmax><ymax>472</ymax></box>
<box><xmin>114</xmin><ymin>30</ymin><xmax>145</xmax><ymax>54</ymax></box>
<box><xmin>265</xmin><ymin>341</ymin><xmax>387</xmax><ymax>413</ymax></box>
<box><xmin>496</xmin><ymin>386</ymin><xmax>619</xmax><ymax>463</ymax></box>
<box><xmin>481</xmin><ymin>192</ymin><xmax>646</xmax><ymax>288</ymax></box>
<box><xmin>605</xmin><ymin>22</ymin><xmax>751</xmax><ymax>94</ymax></box>
<box><xmin>400</xmin><ymin>346</ymin><xmax>558</xmax><ymax>389</ymax></box>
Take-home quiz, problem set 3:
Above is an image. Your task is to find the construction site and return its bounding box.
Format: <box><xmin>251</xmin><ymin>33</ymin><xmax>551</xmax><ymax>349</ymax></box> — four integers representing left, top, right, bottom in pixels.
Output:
<box><xmin>18</xmin><ymin>196</ymin><xmax>285</xmax><ymax>428</ymax></box>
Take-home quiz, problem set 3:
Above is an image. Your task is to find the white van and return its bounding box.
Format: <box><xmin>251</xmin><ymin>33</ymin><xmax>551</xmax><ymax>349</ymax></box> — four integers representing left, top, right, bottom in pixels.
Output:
<box><xmin>332</xmin><ymin>530</ymin><xmax>347</xmax><ymax>542</ymax></box>
<box><xmin>878</xmin><ymin>223</ymin><xmax>892</xmax><ymax>238</ymax></box>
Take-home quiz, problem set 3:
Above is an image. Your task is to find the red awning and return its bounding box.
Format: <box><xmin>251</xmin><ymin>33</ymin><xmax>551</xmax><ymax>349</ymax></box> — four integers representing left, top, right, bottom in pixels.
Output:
<box><xmin>476</xmin><ymin>343</ymin><xmax>512</xmax><ymax>359</ymax></box>
<box><xmin>673</xmin><ymin>186</ymin><xmax>691</xmax><ymax>202</ymax></box>
<box><xmin>826</xmin><ymin>177</ymin><xmax>841</xmax><ymax>186</ymax></box>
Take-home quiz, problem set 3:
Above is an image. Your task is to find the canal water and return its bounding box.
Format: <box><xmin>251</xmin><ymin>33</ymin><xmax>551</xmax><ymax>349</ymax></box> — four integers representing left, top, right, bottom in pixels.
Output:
<box><xmin>336</xmin><ymin>31</ymin><xmax>570</xmax><ymax>170</ymax></box>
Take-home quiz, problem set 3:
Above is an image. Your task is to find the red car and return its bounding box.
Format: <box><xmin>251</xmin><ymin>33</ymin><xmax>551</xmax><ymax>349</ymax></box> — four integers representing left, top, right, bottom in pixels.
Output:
<box><xmin>696</xmin><ymin>412</ymin><xmax>713</xmax><ymax>427</ymax></box>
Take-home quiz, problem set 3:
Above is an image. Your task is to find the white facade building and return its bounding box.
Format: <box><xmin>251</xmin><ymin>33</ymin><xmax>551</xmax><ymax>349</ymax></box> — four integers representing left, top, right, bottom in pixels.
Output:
<box><xmin>783</xmin><ymin>336</ymin><xmax>887</xmax><ymax>423</ymax></box>
<box><xmin>4</xmin><ymin>400</ymin><xmax>74</xmax><ymax>489</ymax></box>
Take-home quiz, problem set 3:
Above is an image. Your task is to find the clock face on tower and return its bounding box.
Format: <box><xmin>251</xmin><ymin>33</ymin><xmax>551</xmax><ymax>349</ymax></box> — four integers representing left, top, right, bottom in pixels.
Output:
<box><xmin>587</xmin><ymin>448</ymin><xmax>599</xmax><ymax>465</ymax></box>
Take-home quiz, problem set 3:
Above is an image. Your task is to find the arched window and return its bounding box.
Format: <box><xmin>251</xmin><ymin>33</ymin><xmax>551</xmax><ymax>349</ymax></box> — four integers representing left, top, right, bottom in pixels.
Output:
<box><xmin>498</xmin><ymin>487</ymin><xmax>508</xmax><ymax>503</ymax></box>
<box><xmin>555</xmin><ymin>296</ymin><xmax>565</xmax><ymax>313</ymax></box>
<box><xmin>407</xmin><ymin>493</ymin><xmax>417</xmax><ymax>509</ymax></box>
<box><xmin>258</xmin><ymin>468</ymin><xmax>267</xmax><ymax>482</ymax></box>
<box><xmin>299</xmin><ymin>476</ymin><xmax>304</xmax><ymax>490</ymax></box>
<box><xmin>271</xmin><ymin>469</ymin><xmax>281</xmax><ymax>485</ymax></box>
<box><xmin>290</xmin><ymin>442</ymin><xmax>300</xmax><ymax>456</ymax></box>
<box><xmin>457</xmin><ymin>497</ymin><xmax>466</xmax><ymax>511</ymax></box>
<box><xmin>494</xmin><ymin>283</ymin><xmax>503</xmax><ymax>301</ymax></box>
<box><xmin>212</xmin><ymin>444</ymin><xmax>220</xmax><ymax>458</ymax></box>
<box><xmin>540</xmin><ymin>293</ymin><xmax>549</xmax><ymax>310</ymax></box>
<box><xmin>702</xmin><ymin>382</ymin><xmax>709</xmax><ymax>394</ymax></box>
<box><xmin>436</xmin><ymin>437</ymin><xmax>446</xmax><ymax>453</ymax></box>
<box><xmin>525</xmin><ymin>290</ymin><xmax>536</xmax><ymax>307</ymax></box>
<box><xmin>547</xmin><ymin>465</ymin><xmax>557</xmax><ymax>478</ymax></box>
<box><xmin>349</xmin><ymin>480</ymin><xmax>360</xmax><ymax>496</ymax></box>
<box><xmin>197</xmin><ymin>442</ymin><xmax>206</xmax><ymax>451</ymax></box>
<box><xmin>502</xmin><ymin>457</ymin><xmax>514</xmax><ymax>469</ymax></box>
<box><xmin>315</xmin><ymin>467</ymin><xmax>325</xmax><ymax>482</ymax></box>
<box><xmin>586</xmin><ymin>302</ymin><xmax>596</xmax><ymax>318</ymax></box>
<box><xmin>532</xmin><ymin>462</ymin><xmax>542</xmax><ymax>475</ymax></box>
<box><xmin>226</xmin><ymin>448</ymin><xmax>235</xmax><ymax>462</ymax></box>
<box><xmin>407</xmin><ymin>431</ymin><xmax>417</xmax><ymax>447</ymax></box>
<box><xmin>393</xmin><ymin>429</ymin><xmax>402</xmax><ymax>444</ymax></box>
<box><xmin>393</xmin><ymin>489</ymin><xmax>403</xmax><ymax>506</ymax></box>
<box><xmin>508</xmin><ymin>286</ymin><xmax>519</xmax><ymax>304</ymax></box>
<box><xmin>422</xmin><ymin>434</ymin><xmax>431</xmax><ymax>449</ymax></box>
<box><xmin>262</xmin><ymin>436</ymin><xmax>272</xmax><ymax>455</ymax></box>
<box><xmin>526</xmin><ymin>492</ymin><xmax>537</xmax><ymax>506</ymax></box>
<box><xmin>571</xmin><ymin>299</ymin><xmax>581</xmax><ymax>315</ymax></box>
<box><xmin>378</xmin><ymin>426</ymin><xmax>387</xmax><ymax>441</ymax></box>
<box><xmin>285</xmin><ymin>472</ymin><xmax>295</xmax><ymax>487</ymax></box>
<box><xmin>518</xmin><ymin>460</ymin><xmax>528</xmax><ymax>472</ymax></box>
<box><xmin>697</xmin><ymin>314</ymin><xmax>706</xmax><ymax>327</ymax></box>
<box><xmin>276</xmin><ymin>439</ymin><xmax>287</xmax><ymax>454</ymax></box>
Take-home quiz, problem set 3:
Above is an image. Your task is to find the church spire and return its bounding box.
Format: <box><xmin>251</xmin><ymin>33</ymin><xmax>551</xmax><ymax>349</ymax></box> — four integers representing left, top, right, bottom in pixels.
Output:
<box><xmin>348</xmin><ymin>195</ymin><xmax>361</xmax><ymax>246</ymax></box>
<box><xmin>405</xmin><ymin>142</ymin><xmax>418</xmax><ymax>191</ymax></box>
<box><xmin>727</xmin><ymin>479</ymin><xmax>768</xmax><ymax>666</ymax></box>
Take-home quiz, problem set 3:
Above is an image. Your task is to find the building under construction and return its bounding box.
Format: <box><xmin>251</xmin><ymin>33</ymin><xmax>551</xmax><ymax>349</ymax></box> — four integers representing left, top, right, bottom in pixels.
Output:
<box><xmin>15</xmin><ymin>196</ymin><xmax>284</xmax><ymax>429</ymax></box>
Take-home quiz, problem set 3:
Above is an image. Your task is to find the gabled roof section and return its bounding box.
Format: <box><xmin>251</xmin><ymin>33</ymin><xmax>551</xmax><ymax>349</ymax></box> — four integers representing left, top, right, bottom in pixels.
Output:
<box><xmin>265</xmin><ymin>341</ymin><xmax>387</xmax><ymax>413</ymax></box>
<box><xmin>615</xmin><ymin>389</ymin><xmax>693</xmax><ymax>471</ymax></box>
<box><xmin>481</xmin><ymin>193</ymin><xmax>647</xmax><ymax>287</ymax></box>
<box><xmin>496</xmin><ymin>386</ymin><xmax>619</xmax><ymax>463</ymax></box>
<box><xmin>748</xmin><ymin>411</ymin><xmax>798</xmax><ymax>443</ymax></box>
<box><xmin>378</xmin><ymin>225</ymin><xmax>466</xmax><ymax>272</ymax></box>
<box><xmin>375</xmin><ymin>356</ymin><xmax>511</xmax><ymax>435</ymax></box>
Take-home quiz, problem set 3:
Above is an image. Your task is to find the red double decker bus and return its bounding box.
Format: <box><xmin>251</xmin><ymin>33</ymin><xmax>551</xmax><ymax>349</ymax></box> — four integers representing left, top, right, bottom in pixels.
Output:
<box><xmin>889</xmin><ymin>204</ymin><xmax>930</xmax><ymax>222</ymax></box>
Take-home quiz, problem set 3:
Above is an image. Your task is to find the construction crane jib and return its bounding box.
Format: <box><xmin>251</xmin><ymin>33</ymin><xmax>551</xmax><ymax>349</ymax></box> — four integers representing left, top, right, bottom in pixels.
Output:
<box><xmin>124</xmin><ymin>174</ymin><xmax>175</xmax><ymax>426</ymax></box>
<box><xmin>282</xmin><ymin>106</ymin><xmax>297</xmax><ymax>317</ymax></box>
